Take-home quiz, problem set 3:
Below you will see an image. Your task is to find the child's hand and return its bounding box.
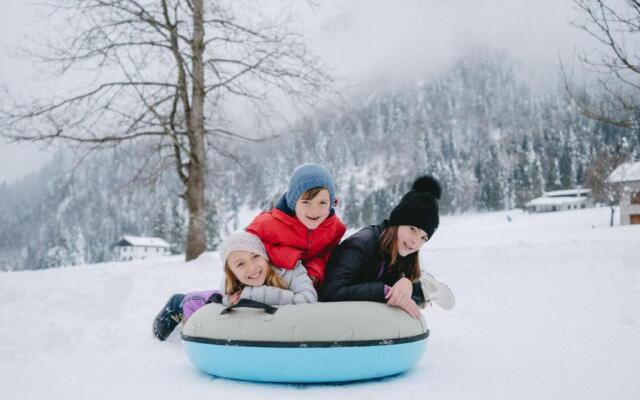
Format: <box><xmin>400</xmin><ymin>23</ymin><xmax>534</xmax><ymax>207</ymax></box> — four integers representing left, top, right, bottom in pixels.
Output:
<box><xmin>395</xmin><ymin>298</ymin><xmax>421</xmax><ymax>319</ymax></box>
<box><xmin>229</xmin><ymin>291</ymin><xmax>242</xmax><ymax>306</ymax></box>
<box><xmin>385</xmin><ymin>277</ymin><xmax>413</xmax><ymax>306</ymax></box>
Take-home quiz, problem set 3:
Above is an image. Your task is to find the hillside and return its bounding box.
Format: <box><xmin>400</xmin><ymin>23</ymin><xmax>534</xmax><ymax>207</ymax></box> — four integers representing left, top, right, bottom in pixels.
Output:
<box><xmin>2</xmin><ymin>52</ymin><xmax>638</xmax><ymax>271</ymax></box>
<box><xmin>1</xmin><ymin>207</ymin><xmax>638</xmax><ymax>400</ymax></box>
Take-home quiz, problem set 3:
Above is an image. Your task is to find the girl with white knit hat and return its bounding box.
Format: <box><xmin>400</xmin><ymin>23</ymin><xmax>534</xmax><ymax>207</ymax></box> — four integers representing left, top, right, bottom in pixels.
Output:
<box><xmin>153</xmin><ymin>231</ymin><xmax>316</xmax><ymax>341</ymax></box>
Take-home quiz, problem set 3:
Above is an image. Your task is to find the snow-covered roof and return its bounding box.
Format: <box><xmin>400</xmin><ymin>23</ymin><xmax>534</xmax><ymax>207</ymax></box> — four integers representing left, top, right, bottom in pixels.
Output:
<box><xmin>543</xmin><ymin>188</ymin><xmax>591</xmax><ymax>197</ymax></box>
<box><xmin>525</xmin><ymin>196</ymin><xmax>588</xmax><ymax>207</ymax></box>
<box><xmin>116</xmin><ymin>236</ymin><xmax>170</xmax><ymax>248</ymax></box>
<box><xmin>607</xmin><ymin>161</ymin><xmax>640</xmax><ymax>183</ymax></box>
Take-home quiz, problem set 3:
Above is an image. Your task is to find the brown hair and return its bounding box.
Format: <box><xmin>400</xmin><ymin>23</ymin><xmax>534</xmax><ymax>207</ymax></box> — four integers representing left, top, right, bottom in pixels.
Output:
<box><xmin>299</xmin><ymin>187</ymin><xmax>328</xmax><ymax>201</ymax></box>
<box><xmin>379</xmin><ymin>226</ymin><xmax>421</xmax><ymax>282</ymax></box>
<box><xmin>224</xmin><ymin>260</ymin><xmax>288</xmax><ymax>294</ymax></box>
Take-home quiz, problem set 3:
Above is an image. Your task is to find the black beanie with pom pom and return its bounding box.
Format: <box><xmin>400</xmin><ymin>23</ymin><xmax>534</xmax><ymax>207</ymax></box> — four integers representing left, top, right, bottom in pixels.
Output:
<box><xmin>388</xmin><ymin>175</ymin><xmax>441</xmax><ymax>239</ymax></box>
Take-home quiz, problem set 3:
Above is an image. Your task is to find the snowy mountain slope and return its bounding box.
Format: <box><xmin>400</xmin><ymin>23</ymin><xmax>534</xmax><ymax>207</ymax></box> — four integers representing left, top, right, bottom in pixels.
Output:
<box><xmin>3</xmin><ymin>52</ymin><xmax>639</xmax><ymax>273</ymax></box>
<box><xmin>1</xmin><ymin>207</ymin><xmax>639</xmax><ymax>400</ymax></box>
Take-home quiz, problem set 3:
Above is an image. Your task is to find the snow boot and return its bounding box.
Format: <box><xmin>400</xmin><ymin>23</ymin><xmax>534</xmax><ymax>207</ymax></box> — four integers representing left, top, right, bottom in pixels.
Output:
<box><xmin>153</xmin><ymin>294</ymin><xmax>185</xmax><ymax>341</ymax></box>
<box><xmin>420</xmin><ymin>272</ymin><xmax>455</xmax><ymax>310</ymax></box>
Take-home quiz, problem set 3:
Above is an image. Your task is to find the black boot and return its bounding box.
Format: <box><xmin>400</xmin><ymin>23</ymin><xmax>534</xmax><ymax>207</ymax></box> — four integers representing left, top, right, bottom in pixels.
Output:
<box><xmin>153</xmin><ymin>294</ymin><xmax>185</xmax><ymax>341</ymax></box>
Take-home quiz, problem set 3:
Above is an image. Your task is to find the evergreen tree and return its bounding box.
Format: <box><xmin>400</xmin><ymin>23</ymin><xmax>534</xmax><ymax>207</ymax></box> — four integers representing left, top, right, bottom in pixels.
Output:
<box><xmin>342</xmin><ymin>176</ymin><xmax>361</xmax><ymax>227</ymax></box>
<box><xmin>559</xmin><ymin>143</ymin><xmax>574</xmax><ymax>188</ymax></box>
<box><xmin>513</xmin><ymin>138</ymin><xmax>533</xmax><ymax>208</ymax></box>
<box><xmin>476</xmin><ymin>146</ymin><xmax>505</xmax><ymax>210</ymax></box>
<box><xmin>170</xmin><ymin>199</ymin><xmax>187</xmax><ymax>254</ymax></box>
<box><xmin>152</xmin><ymin>201</ymin><xmax>170</xmax><ymax>240</ymax></box>
<box><xmin>205</xmin><ymin>199</ymin><xmax>222</xmax><ymax>251</ymax></box>
<box><xmin>360</xmin><ymin>194</ymin><xmax>376</xmax><ymax>226</ymax></box>
<box><xmin>545</xmin><ymin>158</ymin><xmax>562</xmax><ymax>191</ymax></box>
<box><xmin>43</xmin><ymin>245</ymin><xmax>68</xmax><ymax>269</ymax></box>
<box><xmin>42</xmin><ymin>225</ymin><xmax>71</xmax><ymax>268</ymax></box>
<box><xmin>373</xmin><ymin>189</ymin><xmax>393</xmax><ymax>223</ymax></box>
<box><xmin>67</xmin><ymin>226</ymin><xmax>86</xmax><ymax>266</ymax></box>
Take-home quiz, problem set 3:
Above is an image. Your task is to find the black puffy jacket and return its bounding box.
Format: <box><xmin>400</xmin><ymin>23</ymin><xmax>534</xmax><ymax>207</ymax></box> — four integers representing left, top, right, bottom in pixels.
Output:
<box><xmin>320</xmin><ymin>221</ymin><xmax>425</xmax><ymax>303</ymax></box>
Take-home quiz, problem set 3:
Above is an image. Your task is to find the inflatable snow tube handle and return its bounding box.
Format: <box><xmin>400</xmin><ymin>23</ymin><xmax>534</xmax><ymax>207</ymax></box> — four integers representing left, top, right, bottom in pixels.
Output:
<box><xmin>220</xmin><ymin>299</ymin><xmax>278</xmax><ymax>315</ymax></box>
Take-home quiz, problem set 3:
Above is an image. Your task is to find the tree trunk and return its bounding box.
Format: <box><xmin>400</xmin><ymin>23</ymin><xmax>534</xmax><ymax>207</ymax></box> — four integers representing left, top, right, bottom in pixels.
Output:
<box><xmin>185</xmin><ymin>0</ymin><xmax>207</xmax><ymax>261</ymax></box>
<box><xmin>610</xmin><ymin>206</ymin><xmax>615</xmax><ymax>227</ymax></box>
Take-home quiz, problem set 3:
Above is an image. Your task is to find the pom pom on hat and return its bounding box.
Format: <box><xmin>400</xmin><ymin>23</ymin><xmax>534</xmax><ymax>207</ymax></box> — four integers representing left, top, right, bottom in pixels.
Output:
<box><xmin>411</xmin><ymin>175</ymin><xmax>441</xmax><ymax>200</ymax></box>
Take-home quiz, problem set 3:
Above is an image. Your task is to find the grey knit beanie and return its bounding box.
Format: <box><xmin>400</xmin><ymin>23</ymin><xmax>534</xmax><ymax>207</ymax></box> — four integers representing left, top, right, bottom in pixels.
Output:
<box><xmin>220</xmin><ymin>231</ymin><xmax>269</xmax><ymax>265</ymax></box>
<box><xmin>285</xmin><ymin>163</ymin><xmax>336</xmax><ymax>210</ymax></box>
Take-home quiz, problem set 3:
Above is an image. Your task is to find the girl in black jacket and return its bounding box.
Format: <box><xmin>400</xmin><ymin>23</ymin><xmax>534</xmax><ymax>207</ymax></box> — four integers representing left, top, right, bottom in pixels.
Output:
<box><xmin>320</xmin><ymin>175</ymin><xmax>454</xmax><ymax>318</ymax></box>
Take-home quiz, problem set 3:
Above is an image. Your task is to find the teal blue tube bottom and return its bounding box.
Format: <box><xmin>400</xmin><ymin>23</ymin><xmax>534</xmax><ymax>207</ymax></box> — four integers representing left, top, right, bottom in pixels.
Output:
<box><xmin>182</xmin><ymin>338</ymin><xmax>428</xmax><ymax>383</ymax></box>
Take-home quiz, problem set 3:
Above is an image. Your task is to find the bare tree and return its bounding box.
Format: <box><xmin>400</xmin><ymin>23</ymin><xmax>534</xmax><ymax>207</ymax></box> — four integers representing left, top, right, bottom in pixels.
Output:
<box><xmin>584</xmin><ymin>151</ymin><xmax>629</xmax><ymax>226</ymax></box>
<box><xmin>0</xmin><ymin>1</ymin><xmax>331</xmax><ymax>260</ymax></box>
<box><xmin>563</xmin><ymin>0</ymin><xmax>640</xmax><ymax>129</ymax></box>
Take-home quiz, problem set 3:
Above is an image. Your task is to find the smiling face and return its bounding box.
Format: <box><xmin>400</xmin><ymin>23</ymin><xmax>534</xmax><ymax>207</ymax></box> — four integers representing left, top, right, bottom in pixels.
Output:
<box><xmin>294</xmin><ymin>188</ymin><xmax>331</xmax><ymax>230</ymax></box>
<box><xmin>396</xmin><ymin>225</ymin><xmax>428</xmax><ymax>257</ymax></box>
<box><xmin>226</xmin><ymin>250</ymin><xmax>269</xmax><ymax>287</ymax></box>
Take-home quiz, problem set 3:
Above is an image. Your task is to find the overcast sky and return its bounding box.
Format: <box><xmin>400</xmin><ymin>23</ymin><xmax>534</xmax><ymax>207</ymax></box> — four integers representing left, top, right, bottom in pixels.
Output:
<box><xmin>0</xmin><ymin>0</ymin><xmax>594</xmax><ymax>184</ymax></box>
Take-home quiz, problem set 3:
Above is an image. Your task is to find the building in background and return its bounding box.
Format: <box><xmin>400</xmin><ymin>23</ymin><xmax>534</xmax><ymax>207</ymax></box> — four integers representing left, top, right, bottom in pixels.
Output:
<box><xmin>113</xmin><ymin>236</ymin><xmax>171</xmax><ymax>261</ymax></box>
<box><xmin>607</xmin><ymin>161</ymin><xmax>640</xmax><ymax>225</ymax></box>
<box><xmin>525</xmin><ymin>189</ymin><xmax>593</xmax><ymax>213</ymax></box>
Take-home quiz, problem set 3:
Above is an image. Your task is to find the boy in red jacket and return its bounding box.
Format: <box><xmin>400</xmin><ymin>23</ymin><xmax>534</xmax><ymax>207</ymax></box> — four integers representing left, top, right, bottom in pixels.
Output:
<box><xmin>247</xmin><ymin>163</ymin><xmax>346</xmax><ymax>288</ymax></box>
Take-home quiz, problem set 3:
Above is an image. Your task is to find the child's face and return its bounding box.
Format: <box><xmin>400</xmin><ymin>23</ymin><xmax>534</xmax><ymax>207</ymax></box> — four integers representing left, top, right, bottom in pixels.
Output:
<box><xmin>294</xmin><ymin>189</ymin><xmax>331</xmax><ymax>230</ymax></box>
<box><xmin>396</xmin><ymin>225</ymin><xmax>428</xmax><ymax>257</ymax></box>
<box><xmin>227</xmin><ymin>250</ymin><xmax>269</xmax><ymax>287</ymax></box>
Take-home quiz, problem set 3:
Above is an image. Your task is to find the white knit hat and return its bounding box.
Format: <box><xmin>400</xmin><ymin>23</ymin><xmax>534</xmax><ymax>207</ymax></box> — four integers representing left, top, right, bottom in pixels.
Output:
<box><xmin>219</xmin><ymin>231</ymin><xmax>269</xmax><ymax>265</ymax></box>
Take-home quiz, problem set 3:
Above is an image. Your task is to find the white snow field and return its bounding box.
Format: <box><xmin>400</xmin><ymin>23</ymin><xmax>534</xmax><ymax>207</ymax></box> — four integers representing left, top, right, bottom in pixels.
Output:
<box><xmin>1</xmin><ymin>206</ymin><xmax>639</xmax><ymax>400</ymax></box>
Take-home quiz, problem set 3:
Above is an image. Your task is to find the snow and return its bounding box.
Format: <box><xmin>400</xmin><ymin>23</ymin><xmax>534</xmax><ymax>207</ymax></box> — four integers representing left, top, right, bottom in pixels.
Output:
<box><xmin>1</xmin><ymin>207</ymin><xmax>639</xmax><ymax>400</ymax></box>
<box><xmin>543</xmin><ymin>188</ymin><xmax>591</xmax><ymax>197</ymax></box>
<box><xmin>525</xmin><ymin>196</ymin><xmax>587</xmax><ymax>206</ymax></box>
<box><xmin>607</xmin><ymin>161</ymin><xmax>640</xmax><ymax>183</ymax></box>
<box><xmin>119</xmin><ymin>236</ymin><xmax>171</xmax><ymax>248</ymax></box>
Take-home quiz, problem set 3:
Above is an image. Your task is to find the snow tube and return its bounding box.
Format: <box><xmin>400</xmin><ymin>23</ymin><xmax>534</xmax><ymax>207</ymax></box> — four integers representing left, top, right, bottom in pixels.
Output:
<box><xmin>182</xmin><ymin>299</ymin><xmax>429</xmax><ymax>383</ymax></box>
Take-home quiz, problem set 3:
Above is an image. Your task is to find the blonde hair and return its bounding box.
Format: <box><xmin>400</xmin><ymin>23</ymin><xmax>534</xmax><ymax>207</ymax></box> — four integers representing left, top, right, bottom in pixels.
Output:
<box><xmin>224</xmin><ymin>258</ymin><xmax>288</xmax><ymax>294</ymax></box>
<box><xmin>379</xmin><ymin>226</ymin><xmax>421</xmax><ymax>282</ymax></box>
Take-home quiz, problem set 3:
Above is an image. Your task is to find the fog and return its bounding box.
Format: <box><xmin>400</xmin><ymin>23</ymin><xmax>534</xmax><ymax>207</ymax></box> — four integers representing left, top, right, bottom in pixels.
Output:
<box><xmin>301</xmin><ymin>1</ymin><xmax>590</xmax><ymax>88</ymax></box>
<box><xmin>0</xmin><ymin>0</ymin><xmax>595</xmax><ymax>183</ymax></box>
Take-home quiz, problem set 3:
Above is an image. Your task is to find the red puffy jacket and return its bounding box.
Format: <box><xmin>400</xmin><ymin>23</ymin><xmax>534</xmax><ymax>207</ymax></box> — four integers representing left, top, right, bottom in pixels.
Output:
<box><xmin>247</xmin><ymin>208</ymin><xmax>346</xmax><ymax>284</ymax></box>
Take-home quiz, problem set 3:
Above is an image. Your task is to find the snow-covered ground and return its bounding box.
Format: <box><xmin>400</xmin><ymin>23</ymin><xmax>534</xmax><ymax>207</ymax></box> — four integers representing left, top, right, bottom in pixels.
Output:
<box><xmin>1</xmin><ymin>207</ymin><xmax>639</xmax><ymax>400</ymax></box>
